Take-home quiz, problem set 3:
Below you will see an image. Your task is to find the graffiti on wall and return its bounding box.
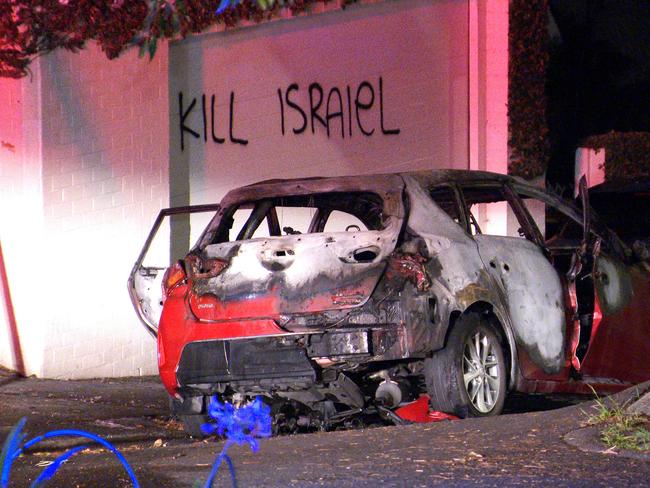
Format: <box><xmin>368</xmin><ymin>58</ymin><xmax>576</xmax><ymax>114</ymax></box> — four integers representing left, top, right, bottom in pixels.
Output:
<box><xmin>178</xmin><ymin>77</ymin><xmax>401</xmax><ymax>151</ymax></box>
<box><xmin>179</xmin><ymin>91</ymin><xmax>249</xmax><ymax>151</ymax></box>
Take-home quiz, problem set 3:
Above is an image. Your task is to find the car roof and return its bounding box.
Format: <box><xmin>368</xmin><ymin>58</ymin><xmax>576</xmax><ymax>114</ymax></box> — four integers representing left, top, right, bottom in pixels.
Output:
<box><xmin>213</xmin><ymin>169</ymin><xmax>632</xmax><ymax>259</ymax></box>
<box><xmin>220</xmin><ymin>169</ymin><xmax>542</xmax><ymax>214</ymax></box>
<box><xmin>229</xmin><ymin>169</ymin><xmax>522</xmax><ymax>198</ymax></box>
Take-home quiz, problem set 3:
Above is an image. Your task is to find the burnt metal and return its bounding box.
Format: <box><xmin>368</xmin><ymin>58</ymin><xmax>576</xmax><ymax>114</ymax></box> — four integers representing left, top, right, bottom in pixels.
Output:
<box><xmin>307</xmin><ymin>330</ymin><xmax>371</xmax><ymax>358</ymax></box>
<box><xmin>127</xmin><ymin>203</ymin><xmax>221</xmax><ymax>338</ymax></box>
<box><xmin>128</xmin><ymin>168</ymin><xmax>650</xmax><ymax>427</ymax></box>
<box><xmin>325</xmin><ymin>373</ymin><xmax>365</xmax><ymax>408</ymax></box>
<box><xmin>386</xmin><ymin>252</ymin><xmax>431</xmax><ymax>291</ymax></box>
<box><xmin>170</xmin><ymin>394</ymin><xmax>204</xmax><ymax>415</ymax></box>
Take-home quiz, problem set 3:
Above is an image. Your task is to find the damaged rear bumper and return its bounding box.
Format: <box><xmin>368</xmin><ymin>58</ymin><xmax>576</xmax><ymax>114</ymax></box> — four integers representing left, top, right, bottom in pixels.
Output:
<box><xmin>173</xmin><ymin>325</ymin><xmax>413</xmax><ymax>395</ymax></box>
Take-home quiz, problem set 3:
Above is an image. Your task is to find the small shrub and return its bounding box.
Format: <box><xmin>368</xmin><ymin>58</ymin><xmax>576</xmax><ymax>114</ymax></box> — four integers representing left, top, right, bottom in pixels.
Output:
<box><xmin>584</xmin><ymin>389</ymin><xmax>650</xmax><ymax>452</ymax></box>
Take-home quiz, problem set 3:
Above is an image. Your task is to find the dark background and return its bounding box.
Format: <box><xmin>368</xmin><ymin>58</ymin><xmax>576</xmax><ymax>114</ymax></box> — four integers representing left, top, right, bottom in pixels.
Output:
<box><xmin>547</xmin><ymin>0</ymin><xmax>650</xmax><ymax>188</ymax></box>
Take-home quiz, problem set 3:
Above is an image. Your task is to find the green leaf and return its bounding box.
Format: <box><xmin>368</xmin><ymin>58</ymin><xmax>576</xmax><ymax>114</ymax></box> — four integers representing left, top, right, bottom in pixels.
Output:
<box><xmin>148</xmin><ymin>38</ymin><xmax>158</xmax><ymax>60</ymax></box>
<box><xmin>138</xmin><ymin>40</ymin><xmax>148</xmax><ymax>59</ymax></box>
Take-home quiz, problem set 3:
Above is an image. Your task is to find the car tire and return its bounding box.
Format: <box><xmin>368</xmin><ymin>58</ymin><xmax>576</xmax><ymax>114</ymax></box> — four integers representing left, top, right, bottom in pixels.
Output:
<box><xmin>424</xmin><ymin>313</ymin><xmax>507</xmax><ymax>418</ymax></box>
<box><xmin>170</xmin><ymin>397</ymin><xmax>211</xmax><ymax>438</ymax></box>
<box><xmin>179</xmin><ymin>413</ymin><xmax>211</xmax><ymax>438</ymax></box>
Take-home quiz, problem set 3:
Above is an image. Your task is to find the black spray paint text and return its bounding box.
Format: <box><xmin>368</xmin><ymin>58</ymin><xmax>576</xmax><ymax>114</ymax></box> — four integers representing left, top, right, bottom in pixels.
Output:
<box><xmin>179</xmin><ymin>91</ymin><xmax>248</xmax><ymax>151</ymax></box>
<box><xmin>277</xmin><ymin>77</ymin><xmax>400</xmax><ymax>138</ymax></box>
<box><xmin>178</xmin><ymin>77</ymin><xmax>400</xmax><ymax>151</ymax></box>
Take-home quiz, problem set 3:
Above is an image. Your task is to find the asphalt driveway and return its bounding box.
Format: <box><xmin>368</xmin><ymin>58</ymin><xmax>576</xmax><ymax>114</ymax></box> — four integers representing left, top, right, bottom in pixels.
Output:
<box><xmin>1</xmin><ymin>368</ymin><xmax>648</xmax><ymax>487</ymax></box>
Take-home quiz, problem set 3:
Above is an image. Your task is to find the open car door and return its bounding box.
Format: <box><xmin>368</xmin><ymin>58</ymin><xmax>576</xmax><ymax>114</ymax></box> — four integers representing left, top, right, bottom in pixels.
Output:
<box><xmin>573</xmin><ymin>179</ymin><xmax>643</xmax><ymax>381</ymax></box>
<box><xmin>128</xmin><ymin>204</ymin><xmax>221</xmax><ymax>337</ymax></box>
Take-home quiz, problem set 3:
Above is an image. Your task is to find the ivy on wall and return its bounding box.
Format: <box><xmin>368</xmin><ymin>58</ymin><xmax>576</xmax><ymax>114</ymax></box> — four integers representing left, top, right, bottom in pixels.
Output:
<box><xmin>0</xmin><ymin>0</ymin><xmax>341</xmax><ymax>79</ymax></box>
<box><xmin>508</xmin><ymin>0</ymin><xmax>550</xmax><ymax>179</ymax></box>
<box><xmin>581</xmin><ymin>131</ymin><xmax>650</xmax><ymax>181</ymax></box>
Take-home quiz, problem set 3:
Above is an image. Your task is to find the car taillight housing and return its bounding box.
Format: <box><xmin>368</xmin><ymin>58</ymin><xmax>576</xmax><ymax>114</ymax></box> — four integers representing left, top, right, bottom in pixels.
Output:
<box><xmin>162</xmin><ymin>261</ymin><xmax>186</xmax><ymax>295</ymax></box>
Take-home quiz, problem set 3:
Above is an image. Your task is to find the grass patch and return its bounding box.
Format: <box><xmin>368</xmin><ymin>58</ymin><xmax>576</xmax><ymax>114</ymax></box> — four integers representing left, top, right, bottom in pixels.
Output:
<box><xmin>584</xmin><ymin>389</ymin><xmax>650</xmax><ymax>452</ymax></box>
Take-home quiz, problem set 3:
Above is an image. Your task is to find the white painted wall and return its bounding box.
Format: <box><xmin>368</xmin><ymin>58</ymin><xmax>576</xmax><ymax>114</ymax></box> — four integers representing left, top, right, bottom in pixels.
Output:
<box><xmin>34</xmin><ymin>44</ymin><xmax>169</xmax><ymax>378</ymax></box>
<box><xmin>0</xmin><ymin>72</ymin><xmax>44</xmax><ymax>376</ymax></box>
<box><xmin>1</xmin><ymin>0</ymin><xmax>510</xmax><ymax>378</ymax></box>
<box><xmin>170</xmin><ymin>0</ymin><xmax>470</xmax><ymax>208</ymax></box>
<box><xmin>472</xmin><ymin>0</ymin><xmax>511</xmax><ymax>234</ymax></box>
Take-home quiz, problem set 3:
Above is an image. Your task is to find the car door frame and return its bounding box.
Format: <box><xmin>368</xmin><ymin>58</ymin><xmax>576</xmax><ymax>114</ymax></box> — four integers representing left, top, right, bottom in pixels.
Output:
<box><xmin>128</xmin><ymin>204</ymin><xmax>221</xmax><ymax>338</ymax></box>
<box><xmin>517</xmin><ymin>183</ymin><xmax>639</xmax><ymax>378</ymax></box>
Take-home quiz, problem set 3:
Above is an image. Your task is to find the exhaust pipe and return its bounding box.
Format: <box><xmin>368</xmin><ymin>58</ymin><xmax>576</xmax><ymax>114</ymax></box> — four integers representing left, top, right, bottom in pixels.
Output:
<box><xmin>375</xmin><ymin>379</ymin><xmax>404</xmax><ymax>408</ymax></box>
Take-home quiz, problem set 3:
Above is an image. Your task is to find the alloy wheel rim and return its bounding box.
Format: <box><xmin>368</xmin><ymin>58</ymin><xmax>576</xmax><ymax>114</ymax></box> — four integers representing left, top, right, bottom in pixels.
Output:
<box><xmin>462</xmin><ymin>330</ymin><xmax>500</xmax><ymax>413</ymax></box>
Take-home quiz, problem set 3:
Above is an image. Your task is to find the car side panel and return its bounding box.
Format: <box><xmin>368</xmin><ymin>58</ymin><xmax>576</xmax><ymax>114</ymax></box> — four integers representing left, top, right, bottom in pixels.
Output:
<box><xmin>473</xmin><ymin>235</ymin><xmax>566</xmax><ymax>374</ymax></box>
<box><xmin>402</xmin><ymin>177</ymin><xmax>513</xmax><ymax>349</ymax></box>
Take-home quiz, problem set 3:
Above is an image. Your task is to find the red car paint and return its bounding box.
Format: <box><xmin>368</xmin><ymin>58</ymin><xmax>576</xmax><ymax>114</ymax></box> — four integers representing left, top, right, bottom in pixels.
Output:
<box><xmin>515</xmin><ymin>265</ymin><xmax>650</xmax><ymax>395</ymax></box>
<box><xmin>188</xmin><ymin>275</ymin><xmax>384</xmax><ymax>321</ymax></box>
<box><xmin>386</xmin><ymin>253</ymin><xmax>431</xmax><ymax>292</ymax></box>
<box><xmin>581</xmin><ymin>267</ymin><xmax>650</xmax><ymax>383</ymax></box>
<box><xmin>157</xmin><ymin>284</ymin><xmax>287</xmax><ymax>396</ymax></box>
<box><xmin>395</xmin><ymin>395</ymin><xmax>459</xmax><ymax>423</ymax></box>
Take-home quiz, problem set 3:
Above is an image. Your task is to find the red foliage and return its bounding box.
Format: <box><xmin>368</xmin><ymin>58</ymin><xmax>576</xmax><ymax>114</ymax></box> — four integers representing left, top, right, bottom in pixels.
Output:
<box><xmin>0</xmin><ymin>1</ymin><xmax>148</xmax><ymax>78</ymax></box>
<box><xmin>0</xmin><ymin>0</ymin><xmax>341</xmax><ymax>78</ymax></box>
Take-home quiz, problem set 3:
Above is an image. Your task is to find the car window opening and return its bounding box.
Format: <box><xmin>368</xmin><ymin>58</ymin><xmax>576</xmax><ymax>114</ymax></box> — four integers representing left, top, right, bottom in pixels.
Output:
<box><xmin>460</xmin><ymin>186</ymin><xmax>531</xmax><ymax>239</ymax></box>
<box><xmin>214</xmin><ymin>191</ymin><xmax>385</xmax><ymax>243</ymax></box>
<box><xmin>429</xmin><ymin>186</ymin><xmax>466</xmax><ymax>230</ymax></box>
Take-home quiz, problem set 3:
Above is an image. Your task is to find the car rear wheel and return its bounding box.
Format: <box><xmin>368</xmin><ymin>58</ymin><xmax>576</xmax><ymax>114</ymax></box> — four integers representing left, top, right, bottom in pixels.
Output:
<box><xmin>170</xmin><ymin>397</ymin><xmax>211</xmax><ymax>437</ymax></box>
<box><xmin>424</xmin><ymin>313</ymin><xmax>506</xmax><ymax>417</ymax></box>
<box><xmin>179</xmin><ymin>413</ymin><xmax>211</xmax><ymax>438</ymax></box>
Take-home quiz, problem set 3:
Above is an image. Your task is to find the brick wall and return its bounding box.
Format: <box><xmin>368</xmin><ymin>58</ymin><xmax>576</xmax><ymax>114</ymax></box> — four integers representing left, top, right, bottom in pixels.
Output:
<box><xmin>35</xmin><ymin>43</ymin><xmax>168</xmax><ymax>378</ymax></box>
<box><xmin>0</xmin><ymin>71</ymin><xmax>45</xmax><ymax>376</ymax></box>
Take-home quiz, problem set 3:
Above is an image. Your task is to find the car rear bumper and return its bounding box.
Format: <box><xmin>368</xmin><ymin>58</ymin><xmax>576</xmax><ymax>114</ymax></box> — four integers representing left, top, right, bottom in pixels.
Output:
<box><xmin>177</xmin><ymin>337</ymin><xmax>317</xmax><ymax>387</ymax></box>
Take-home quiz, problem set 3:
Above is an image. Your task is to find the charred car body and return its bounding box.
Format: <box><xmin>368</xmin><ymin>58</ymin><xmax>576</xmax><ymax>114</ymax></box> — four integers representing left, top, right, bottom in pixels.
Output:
<box><xmin>129</xmin><ymin>171</ymin><xmax>650</xmax><ymax>435</ymax></box>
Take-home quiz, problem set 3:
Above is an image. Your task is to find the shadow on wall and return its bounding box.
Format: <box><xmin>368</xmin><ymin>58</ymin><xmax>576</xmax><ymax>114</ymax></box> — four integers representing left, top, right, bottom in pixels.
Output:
<box><xmin>169</xmin><ymin>44</ymin><xmax>203</xmax><ymax>262</ymax></box>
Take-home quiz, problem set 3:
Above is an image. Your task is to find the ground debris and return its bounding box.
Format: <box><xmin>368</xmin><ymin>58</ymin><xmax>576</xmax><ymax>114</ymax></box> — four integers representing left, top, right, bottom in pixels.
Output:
<box><xmin>94</xmin><ymin>419</ymin><xmax>135</xmax><ymax>430</ymax></box>
<box><xmin>451</xmin><ymin>450</ymin><xmax>484</xmax><ymax>464</ymax></box>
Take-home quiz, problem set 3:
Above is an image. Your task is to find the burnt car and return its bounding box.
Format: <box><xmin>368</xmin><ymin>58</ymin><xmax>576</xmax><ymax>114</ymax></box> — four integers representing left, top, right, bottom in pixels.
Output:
<box><xmin>128</xmin><ymin>170</ymin><xmax>650</xmax><ymax>435</ymax></box>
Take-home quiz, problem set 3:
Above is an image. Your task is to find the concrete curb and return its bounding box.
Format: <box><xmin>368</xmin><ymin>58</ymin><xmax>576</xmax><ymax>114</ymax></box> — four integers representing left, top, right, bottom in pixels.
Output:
<box><xmin>564</xmin><ymin>425</ymin><xmax>650</xmax><ymax>462</ymax></box>
<box><xmin>563</xmin><ymin>381</ymin><xmax>650</xmax><ymax>462</ymax></box>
